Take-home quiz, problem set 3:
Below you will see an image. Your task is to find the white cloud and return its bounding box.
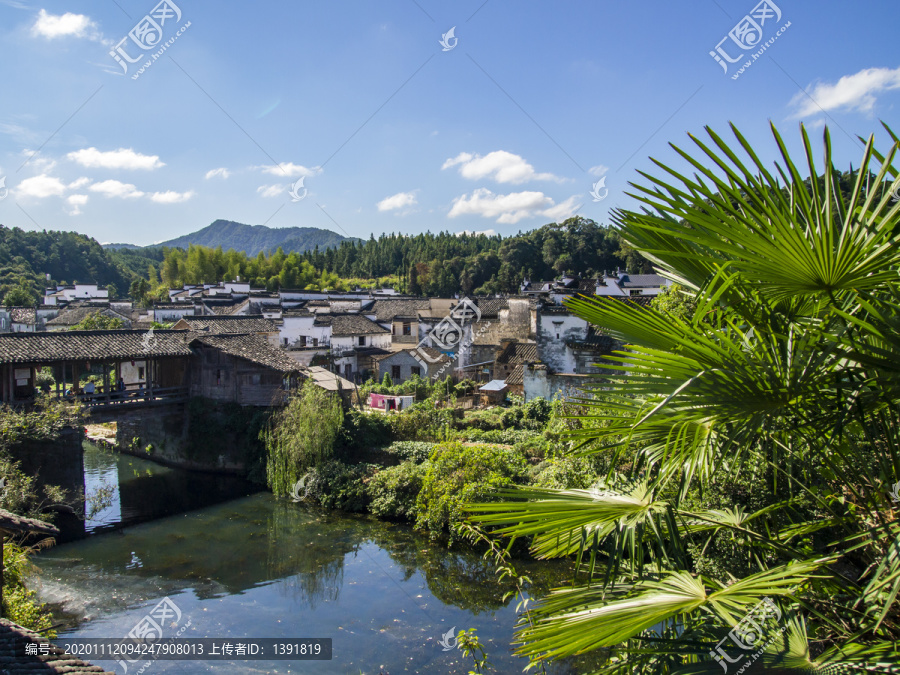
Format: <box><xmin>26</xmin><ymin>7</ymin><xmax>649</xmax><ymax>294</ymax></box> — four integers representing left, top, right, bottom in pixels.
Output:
<box><xmin>448</xmin><ymin>188</ymin><xmax>580</xmax><ymax>224</ymax></box>
<box><xmin>205</xmin><ymin>168</ymin><xmax>231</xmax><ymax>180</ymax></box>
<box><xmin>149</xmin><ymin>190</ymin><xmax>194</xmax><ymax>204</ymax></box>
<box><xmin>541</xmin><ymin>196</ymin><xmax>582</xmax><ymax>222</ymax></box>
<box><xmin>89</xmin><ymin>179</ymin><xmax>144</xmax><ymax>199</ymax></box>
<box><xmin>790</xmin><ymin>67</ymin><xmax>900</xmax><ymax>117</ymax></box>
<box><xmin>257</xmin><ymin>184</ymin><xmax>285</xmax><ymax>198</ymax></box>
<box><xmin>588</xmin><ymin>165</ymin><xmax>609</xmax><ymax>177</ymax></box>
<box><xmin>68</xmin><ymin>147</ymin><xmax>164</xmax><ymax>171</ymax></box>
<box><xmin>31</xmin><ymin>9</ymin><xmax>101</xmax><ymax>40</ymax></box>
<box><xmin>68</xmin><ymin>177</ymin><xmax>90</xmax><ymax>189</ymax></box>
<box><xmin>442</xmin><ymin>150</ymin><xmax>563</xmax><ymax>184</ymax></box>
<box><xmin>377</xmin><ymin>191</ymin><xmax>417</xmax><ymax>212</ymax></box>
<box><xmin>66</xmin><ymin>194</ymin><xmax>88</xmax><ymax>215</ymax></box>
<box><xmin>256</xmin><ymin>163</ymin><xmax>321</xmax><ymax>178</ymax></box>
<box><xmin>455</xmin><ymin>229</ymin><xmax>497</xmax><ymax>237</ymax></box>
<box><xmin>16</xmin><ymin>174</ymin><xmax>67</xmax><ymax>199</ymax></box>
<box><xmin>18</xmin><ymin>152</ymin><xmax>57</xmax><ymax>174</ymax></box>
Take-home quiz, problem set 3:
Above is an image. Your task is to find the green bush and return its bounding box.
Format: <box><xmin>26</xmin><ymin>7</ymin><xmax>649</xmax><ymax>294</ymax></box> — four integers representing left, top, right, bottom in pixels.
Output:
<box><xmin>532</xmin><ymin>456</ymin><xmax>598</xmax><ymax>489</ymax></box>
<box><xmin>389</xmin><ymin>401</ymin><xmax>456</xmax><ymax>442</ymax></box>
<box><xmin>382</xmin><ymin>441</ymin><xmax>436</xmax><ymax>464</ymax></box>
<box><xmin>339</xmin><ymin>409</ymin><xmax>392</xmax><ymax>451</ymax></box>
<box><xmin>367</xmin><ymin>461</ymin><xmax>429</xmax><ymax>520</ymax></box>
<box><xmin>415</xmin><ymin>442</ymin><xmax>528</xmax><ymax>542</ymax></box>
<box><xmin>302</xmin><ymin>461</ymin><xmax>379</xmax><ymax>512</ymax></box>
<box><xmin>1</xmin><ymin>543</ymin><xmax>56</xmax><ymax>637</ymax></box>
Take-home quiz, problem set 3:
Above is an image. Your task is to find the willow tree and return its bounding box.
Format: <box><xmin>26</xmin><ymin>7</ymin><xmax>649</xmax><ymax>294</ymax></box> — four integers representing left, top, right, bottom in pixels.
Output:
<box><xmin>469</xmin><ymin>123</ymin><xmax>900</xmax><ymax>672</ymax></box>
<box><xmin>264</xmin><ymin>380</ymin><xmax>344</xmax><ymax>497</ymax></box>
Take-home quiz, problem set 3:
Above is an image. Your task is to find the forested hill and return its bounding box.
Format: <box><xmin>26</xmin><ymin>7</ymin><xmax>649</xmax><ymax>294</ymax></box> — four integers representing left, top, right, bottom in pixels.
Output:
<box><xmin>150</xmin><ymin>220</ymin><xmax>355</xmax><ymax>256</ymax></box>
<box><xmin>0</xmin><ymin>216</ymin><xmax>648</xmax><ymax>304</ymax></box>
<box><xmin>0</xmin><ymin>225</ymin><xmax>133</xmax><ymax>305</ymax></box>
<box><xmin>153</xmin><ymin>217</ymin><xmax>651</xmax><ymax>296</ymax></box>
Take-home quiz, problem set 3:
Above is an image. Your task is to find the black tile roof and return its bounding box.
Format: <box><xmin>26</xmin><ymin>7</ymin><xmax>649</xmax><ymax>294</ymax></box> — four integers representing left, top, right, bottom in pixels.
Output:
<box><xmin>505</xmin><ymin>365</ymin><xmax>524</xmax><ymax>385</ymax></box>
<box><xmin>190</xmin><ymin>334</ymin><xmax>301</xmax><ymax>373</ymax></box>
<box><xmin>315</xmin><ymin>314</ymin><xmax>389</xmax><ymax>336</ymax></box>
<box><xmin>0</xmin><ymin>330</ymin><xmax>192</xmax><ymax>364</ymax></box>
<box><xmin>496</xmin><ymin>341</ymin><xmax>538</xmax><ymax>365</ymax></box>
<box><xmin>8</xmin><ymin>308</ymin><xmax>36</xmax><ymax>324</ymax></box>
<box><xmin>46</xmin><ymin>306</ymin><xmax>131</xmax><ymax>327</ymax></box>
<box><xmin>474</xmin><ymin>298</ymin><xmax>509</xmax><ymax>318</ymax></box>
<box><xmin>175</xmin><ymin>316</ymin><xmax>279</xmax><ymax>334</ymax></box>
<box><xmin>620</xmin><ymin>274</ymin><xmax>668</xmax><ymax>288</ymax></box>
<box><xmin>371</xmin><ymin>299</ymin><xmax>431</xmax><ymax>321</ymax></box>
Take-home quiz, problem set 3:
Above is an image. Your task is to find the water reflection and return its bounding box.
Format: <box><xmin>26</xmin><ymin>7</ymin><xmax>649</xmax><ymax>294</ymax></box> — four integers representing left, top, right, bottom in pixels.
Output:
<box><xmin>34</xmin><ymin>494</ymin><xmax>591</xmax><ymax>673</ymax></box>
<box><xmin>32</xmin><ymin>444</ymin><xmax>598</xmax><ymax>672</ymax></box>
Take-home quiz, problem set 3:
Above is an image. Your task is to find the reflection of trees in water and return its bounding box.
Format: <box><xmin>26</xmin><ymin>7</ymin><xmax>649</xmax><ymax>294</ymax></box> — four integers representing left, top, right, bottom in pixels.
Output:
<box><xmin>365</xmin><ymin>527</ymin><xmax>520</xmax><ymax>616</ymax></box>
<box><xmin>263</xmin><ymin>503</ymin><xmax>573</xmax><ymax>617</ymax></box>
<box><xmin>265</xmin><ymin>502</ymin><xmax>360</xmax><ymax>610</ymax></box>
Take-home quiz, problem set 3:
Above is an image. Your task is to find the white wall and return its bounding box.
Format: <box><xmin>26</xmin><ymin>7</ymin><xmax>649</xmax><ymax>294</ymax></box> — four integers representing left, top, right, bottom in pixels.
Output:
<box><xmin>280</xmin><ymin>316</ymin><xmax>331</xmax><ymax>348</ymax></box>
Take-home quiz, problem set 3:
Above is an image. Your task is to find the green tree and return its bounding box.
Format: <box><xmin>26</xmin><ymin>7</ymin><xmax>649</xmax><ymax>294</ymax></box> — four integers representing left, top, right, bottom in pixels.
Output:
<box><xmin>68</xmin><ymin>312</ymin><xmax>125</xmax><ymax>330</ymax></box>
<box><xmin>264</xmin><ymin>380</ymin><xmax>344</xmax><ymax>497</ymax></box>
<box><xmin>649</xmin><ymin>283</ymin><xmax>698</xmax><ymax>322</ymax></box>
<box><xmin>2</xmin><ymin>279</ymin><xmax>38</xmax><ymax>307</ymax></box>
<box><xmin>469</xmin><ymin>123</ymin><xmax>900</xmax><ymax>671</ymax></box>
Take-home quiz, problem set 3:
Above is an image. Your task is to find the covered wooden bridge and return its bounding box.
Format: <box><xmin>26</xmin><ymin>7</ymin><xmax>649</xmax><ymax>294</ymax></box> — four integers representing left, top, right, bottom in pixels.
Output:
<box><xmin>0</xmin><ymin>330</ymin><xmax>192</xmax><ymax>409</ymax></box>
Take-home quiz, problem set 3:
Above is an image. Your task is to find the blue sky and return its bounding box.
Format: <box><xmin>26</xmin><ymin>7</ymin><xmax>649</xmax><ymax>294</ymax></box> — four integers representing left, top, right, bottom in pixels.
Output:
<box><xmin>0</xmin><ymin>0</ymin><xmax>898</xmax><ymax>246</ymax></box>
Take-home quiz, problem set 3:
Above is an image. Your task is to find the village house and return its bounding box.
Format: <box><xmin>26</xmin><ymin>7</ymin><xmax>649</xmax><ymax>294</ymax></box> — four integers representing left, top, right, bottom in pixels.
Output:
<box><xmin>324</xmin><ymin>314</ymin><xmax>391</xmax><ymax>381</ymax></box>
<box><xmin>493</xmin><ymin>340</ymin><xmax>538</xmax><ymax>396</ymax></box>
<box><xmin>188</xmin><ymin>333</ymin><xmax>302</xmax><ymax>406</ymax></box>
<box><xmin>172</xmin><ymin>315</ymin><xmax>282</xmax><ymax>347</ymax></box>
<box><xmin>374</xmin><ymin>347</ymin><xmax>452</xmax><ymax>384</ymax></box>
<box><xmin>42</xmin><ymin>283</ymin><xmax>110</xmax><ymax>306</ymax></box>
<box><xmin>45</xmin><ymin>305</ymin><xmax>133</xmax><ymax>331</ymax></box>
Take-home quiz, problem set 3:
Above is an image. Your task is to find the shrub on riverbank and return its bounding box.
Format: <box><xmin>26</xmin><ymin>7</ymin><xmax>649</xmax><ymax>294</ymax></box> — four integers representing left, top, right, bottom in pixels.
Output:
<box><xmin>415</xmin><ymin>442</ymin><xmax>528</xmax><ymax>542</ymax></box>
<box><xmin>1</xmin><ymin>542</ymin><xmax>56</xmax><ymax>637</ymax></box>
<box><xmin>367</xmin><ymin>461</ymin><xmax>428</xmax><ymax>520</ymax></box>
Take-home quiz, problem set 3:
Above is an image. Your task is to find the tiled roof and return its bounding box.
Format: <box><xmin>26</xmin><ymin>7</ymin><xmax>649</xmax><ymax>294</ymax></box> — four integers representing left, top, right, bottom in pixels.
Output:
<box><xmin>8</xmin><ymin>307</ymin><xmax>36</xmax><ymax>324</ymax></box>
<box><xmin>175</xmin><ymin>316</ymin><xmax>279</xmax><ymax>334</ymax></box>
<box><xmin>316</xmin><ymin>314</ymin><xmax>389</xmax><ymax>336</ymax></box>
<box><xmin>46</xmin><ymin>306</ymin><xmax>131</xmax><ymax>327</ymax></box>
<box><xmin>0</xmin><ymin>330</ymin><xmax>192</xmax><ymax>364</ymax></box>
<box><xmin>474</xmin><ymin>298</ymin><xmax>508</xmax><ymax>318</ymax></box>
<box><xmin>617</xmin><ymin>274</ymin><xmax>668</xmax><ymax>288</ymax></box>
<box><xmin>190</xmin><ymin>334</ymin><xmax>301</xmax><ymax>373</ymax></box>
<box><xmin>505</xmin><ymin>365</ymin><xmax>524</xmax><ymax>385</ymax></box>
<box><xmin>567</xmin><ymin>328</ymin><xmax>616</xmax><ymax>352</ymax></box>
<box><xmin>0</xmin><ymin>618</ymin><xmax>114</xmax><ymax>674</ymax></box>
<box><xmin>371</xmin><ymin>299</ymin><xmax>431</xmax><ymax>321</ymax></box>
<box><xmin>496</xmin><ymin>341</ymin><xmax>538</xmax><ymax>365</ymax></box>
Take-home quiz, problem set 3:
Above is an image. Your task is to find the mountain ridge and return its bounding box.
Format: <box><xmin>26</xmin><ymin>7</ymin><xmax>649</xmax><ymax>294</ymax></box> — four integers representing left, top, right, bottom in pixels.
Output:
<box><xmin>103</xmin><ymin>219</ymin><xmax>356</xmax><ymax>256</ymax></box>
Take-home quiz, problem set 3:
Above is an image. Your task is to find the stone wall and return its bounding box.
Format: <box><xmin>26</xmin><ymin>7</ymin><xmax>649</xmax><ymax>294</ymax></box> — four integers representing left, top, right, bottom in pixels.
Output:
<box><xmin>113</xmin><ymin>400</ymin><xmax>268</xmax><ymax>475</ymax></box>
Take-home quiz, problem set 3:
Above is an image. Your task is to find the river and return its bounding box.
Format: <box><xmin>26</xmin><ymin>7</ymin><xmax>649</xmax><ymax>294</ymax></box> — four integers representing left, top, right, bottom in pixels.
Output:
<box><xmin>31</xmin><ymin>443</ymin><xmax>594</xmax><ymax>674</ymax></box>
